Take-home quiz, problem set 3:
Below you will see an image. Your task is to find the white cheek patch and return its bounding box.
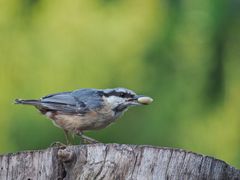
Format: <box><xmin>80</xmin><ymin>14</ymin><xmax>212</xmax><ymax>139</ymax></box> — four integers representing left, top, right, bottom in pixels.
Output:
<box><xmin>105</xmin><ymin>96</ymin><xmax>125</xmax><ymax>108</ymax></box>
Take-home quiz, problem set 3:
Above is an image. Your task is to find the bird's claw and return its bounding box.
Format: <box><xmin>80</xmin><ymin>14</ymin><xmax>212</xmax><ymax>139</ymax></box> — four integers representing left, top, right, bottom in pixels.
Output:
<box><xmin>78</xmin><ymin>134</ymin><xmax>100</xmax><ymax>144</ymax></box>
<box><xmin>50</xmin><ymin>141</ymin><xmax>67</xmax><ymax>148</ymax></box>
<box><xmin>81</xmin><ymin>138</ymin><xmax>99</xmax><ymax>144</ymax></box>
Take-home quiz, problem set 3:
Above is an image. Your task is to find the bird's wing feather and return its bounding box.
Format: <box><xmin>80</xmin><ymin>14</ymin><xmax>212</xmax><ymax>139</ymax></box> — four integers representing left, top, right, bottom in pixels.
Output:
<box><xmin>41</xmin><ymin>92</ymin><xmax>89</xmax><ymax>114</ymax></box>
<box><xmin>42</xmin><ymin>92</ymin><xmax>75</xmax><ymax>105</ymax></box>
<box><xmin>71</xmin><ymin>89</ymin><xmax>103</xmax><ymax>109</ymax></box>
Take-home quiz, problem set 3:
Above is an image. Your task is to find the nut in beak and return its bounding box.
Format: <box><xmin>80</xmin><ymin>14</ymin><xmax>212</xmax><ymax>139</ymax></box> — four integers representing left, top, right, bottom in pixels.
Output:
<box><xmin>137</xmin><ymin>96</ymin><xmax>153</xmax><ymax>105</ymax></box>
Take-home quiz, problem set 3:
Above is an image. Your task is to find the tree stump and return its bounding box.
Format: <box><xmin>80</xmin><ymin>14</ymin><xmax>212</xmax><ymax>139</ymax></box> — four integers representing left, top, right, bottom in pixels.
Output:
<box><xmin>0</xmin><ymin>144</ymin><xmax>239</xmax><ymax>180</ymax></box>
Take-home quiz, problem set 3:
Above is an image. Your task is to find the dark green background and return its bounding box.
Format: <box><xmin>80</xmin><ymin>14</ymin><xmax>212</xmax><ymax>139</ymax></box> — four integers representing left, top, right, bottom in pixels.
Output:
<box><xmin>1</xmin><ymin>0</ymin><xmax>240</xmax><ymax>168</ymax></box>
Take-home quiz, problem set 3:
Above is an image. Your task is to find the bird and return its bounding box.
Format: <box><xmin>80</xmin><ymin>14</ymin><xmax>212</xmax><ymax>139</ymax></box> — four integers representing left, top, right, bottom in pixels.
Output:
<box><xmin>15</xmin><ymin>87</ymin><xmax>153</xmax><ymax>144</ymax></box>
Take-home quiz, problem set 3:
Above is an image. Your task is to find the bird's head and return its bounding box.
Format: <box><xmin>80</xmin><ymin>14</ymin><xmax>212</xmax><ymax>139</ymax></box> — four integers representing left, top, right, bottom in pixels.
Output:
<box><xmin>98</xmin><ymin>87</ymin><xmax>153</xmax><ymax>114</ymax></box>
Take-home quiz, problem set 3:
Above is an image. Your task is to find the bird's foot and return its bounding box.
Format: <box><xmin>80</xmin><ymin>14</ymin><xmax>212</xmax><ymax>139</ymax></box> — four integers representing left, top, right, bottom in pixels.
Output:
<box><xmin>50</xmin><ymin>141</ymin><xmax>67</xmax><ymax>148</ymax></box>
<box><xmin>77</xmin><ymin>133</ymin><xmax>100</xmax><ymax>144</ymax></box>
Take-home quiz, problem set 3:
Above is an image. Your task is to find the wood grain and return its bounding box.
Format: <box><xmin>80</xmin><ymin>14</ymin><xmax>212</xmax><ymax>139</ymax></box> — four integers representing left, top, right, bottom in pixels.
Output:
<box><xmin>0</xmin><ymin>144</ymin><xmax>239</xmax><ymax>180</ymax></box>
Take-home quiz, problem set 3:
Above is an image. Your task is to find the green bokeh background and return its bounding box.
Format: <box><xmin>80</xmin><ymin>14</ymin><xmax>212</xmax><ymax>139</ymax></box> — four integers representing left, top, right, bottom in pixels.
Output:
<box><xmin>1</xmin><ymin>0</ymin><xmax>240</xmax><ymax>168</ymax></box>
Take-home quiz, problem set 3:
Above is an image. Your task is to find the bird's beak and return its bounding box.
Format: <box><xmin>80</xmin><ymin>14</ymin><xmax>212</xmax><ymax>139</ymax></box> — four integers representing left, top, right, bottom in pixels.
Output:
<box><xmin>128</xmin><ymin>95</ymin><xmax>153</xmax><ymax>105</ymax></box>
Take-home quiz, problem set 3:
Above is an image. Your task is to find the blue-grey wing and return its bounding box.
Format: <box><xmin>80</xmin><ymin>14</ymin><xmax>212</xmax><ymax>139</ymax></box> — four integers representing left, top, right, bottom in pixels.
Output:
<box><xmin>42</xmin><ymin>91</ymin><xmax>75</xmax><ymax>105</ymax></box>
<box><xmin>40</xmin><ymin>91</ymin><xmax>88</xmax><ymax>114</ymax></box>
<box><xmin>71</xmin><ymin>89</ymin><xmax>103</xmax><ymax>109</ymax></box>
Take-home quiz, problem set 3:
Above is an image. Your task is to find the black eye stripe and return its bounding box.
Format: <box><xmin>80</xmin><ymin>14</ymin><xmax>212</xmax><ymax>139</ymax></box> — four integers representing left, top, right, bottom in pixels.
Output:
<box><xmin>100</xmin><ymin>90</ymin><xmax>134</xmax><ymax>98</ymax></box>
<box><xmin>118</xmin><ymin>92</ymin><xmax>134</xmax><ymax>98</ymax></box>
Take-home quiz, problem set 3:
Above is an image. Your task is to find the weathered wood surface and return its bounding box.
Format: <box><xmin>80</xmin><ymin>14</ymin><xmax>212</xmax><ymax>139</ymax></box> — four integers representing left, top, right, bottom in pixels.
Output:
<box><xmin>0</xmin><ymin>144</ymin><xmax>239</xmax><ymax>180</ymax></box>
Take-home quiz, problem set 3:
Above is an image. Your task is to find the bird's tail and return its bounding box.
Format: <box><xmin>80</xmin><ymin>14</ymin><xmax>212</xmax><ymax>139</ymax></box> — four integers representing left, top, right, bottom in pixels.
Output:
<box><xmin>14</xmin><ymin>99</ymin><xmax>41</xmax><ymax>106</ymax></box>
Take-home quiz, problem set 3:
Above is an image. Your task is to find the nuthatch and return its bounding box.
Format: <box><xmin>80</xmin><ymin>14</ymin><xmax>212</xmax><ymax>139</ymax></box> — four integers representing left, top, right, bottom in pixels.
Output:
<box><xmin>15</xmin><ymin>88</ymin><xmax>153</xmax><ymax>144</ymax></box>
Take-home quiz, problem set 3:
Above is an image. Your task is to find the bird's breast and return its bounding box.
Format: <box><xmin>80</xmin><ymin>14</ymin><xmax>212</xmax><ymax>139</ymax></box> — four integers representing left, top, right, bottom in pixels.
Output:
<box><xmin>44</xmin><ymin>108</ymin><xmax>117</xmax><ymax>132</ymax></box>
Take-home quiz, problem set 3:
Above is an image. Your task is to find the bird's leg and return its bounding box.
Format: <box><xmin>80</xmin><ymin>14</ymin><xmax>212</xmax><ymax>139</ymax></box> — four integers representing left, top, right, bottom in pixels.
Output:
<box><xmin>50</xmin><ymin>130</ymin><xmax>71</xmax><ymax>147</ymax></box>
<box><xmin>76</xmin><ymin>131</ymin><xmax>100</xmax><ymax>144</ymax></box>
<box><xmin>64</xmin><ymin>130</ymin><xmax>71</xmax><ymax>145</ymax></box>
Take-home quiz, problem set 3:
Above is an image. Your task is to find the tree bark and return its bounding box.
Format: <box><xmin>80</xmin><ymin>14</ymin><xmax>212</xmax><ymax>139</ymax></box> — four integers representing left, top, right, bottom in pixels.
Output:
<box><xmin>0</xmin><ymin>144</ymin><xmax>239</xmax><ymax>180</ymax></box>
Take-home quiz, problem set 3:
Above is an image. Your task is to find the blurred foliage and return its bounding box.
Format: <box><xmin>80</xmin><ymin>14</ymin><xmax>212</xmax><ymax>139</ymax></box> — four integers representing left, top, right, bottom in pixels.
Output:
<box><xmin>0</xmin><ymin>0</ymin><xmax>240</xmax><ymax>168</ymax></box>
